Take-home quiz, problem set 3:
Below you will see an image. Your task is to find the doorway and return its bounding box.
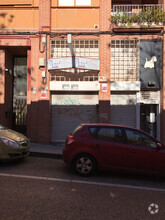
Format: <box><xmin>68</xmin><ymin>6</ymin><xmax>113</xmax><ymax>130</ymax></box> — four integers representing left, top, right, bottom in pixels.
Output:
<box><xmin>140</xmin><ymin>104</ymin><xmax>158</xmax><ymax>138</ymax></box>
<box><xmin>13</xmin><ymin>57</ymin><xmax>27</xmax><ymax>134</ymax></box>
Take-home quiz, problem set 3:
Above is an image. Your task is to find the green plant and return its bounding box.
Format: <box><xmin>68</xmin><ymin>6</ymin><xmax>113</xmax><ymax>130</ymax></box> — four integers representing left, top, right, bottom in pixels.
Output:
<box><xmin>110</xmin><ymin>6</ymin><xmax>165</xmax><ymax>26</ymax></box>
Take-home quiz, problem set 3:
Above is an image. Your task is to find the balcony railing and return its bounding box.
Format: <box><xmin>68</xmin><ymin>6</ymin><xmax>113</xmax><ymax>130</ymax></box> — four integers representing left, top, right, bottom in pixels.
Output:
<box><xmin>111</xmin><ymin>4</ymin><xmax>164</xmax><ymax>28</ymax></box>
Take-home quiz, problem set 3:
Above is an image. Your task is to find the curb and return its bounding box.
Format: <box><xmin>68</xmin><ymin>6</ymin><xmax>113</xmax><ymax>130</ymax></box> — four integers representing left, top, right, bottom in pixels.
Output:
<box><xmin>30</xmin><ymin>151</ymin><xmax>63</xmax><ymax>159</ymax></box>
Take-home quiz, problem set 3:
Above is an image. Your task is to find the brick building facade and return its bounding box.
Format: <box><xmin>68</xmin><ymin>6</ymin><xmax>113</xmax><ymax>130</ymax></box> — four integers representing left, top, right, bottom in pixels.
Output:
<box><xmin>0</xmin><ymin>0</ymin><xmax>165</xmax><ymax>144</ymax></box>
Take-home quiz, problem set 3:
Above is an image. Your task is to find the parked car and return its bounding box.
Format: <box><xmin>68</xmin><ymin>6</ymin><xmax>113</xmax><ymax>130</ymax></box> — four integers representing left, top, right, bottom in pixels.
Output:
<box><xmin>63</xmin><ymin>123</ymin><xmax>165</xmax><ymax>176</ymax></box>
<box><xmin>0</xmin><ymin>124</ymin><xmax>30</xmax><ymax>161</ymax></box>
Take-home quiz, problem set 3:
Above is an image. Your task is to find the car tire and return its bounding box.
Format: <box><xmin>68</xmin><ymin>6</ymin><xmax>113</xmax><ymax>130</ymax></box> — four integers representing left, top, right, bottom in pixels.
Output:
<box><xmin>73</xmin><ymin>154</ymin><xmax>97</xmax><ymax>176</ymax></box>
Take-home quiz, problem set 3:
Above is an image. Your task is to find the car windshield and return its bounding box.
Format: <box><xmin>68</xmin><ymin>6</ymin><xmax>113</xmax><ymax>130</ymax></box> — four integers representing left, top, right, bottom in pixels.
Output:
<box><xmin>0</xmin><ymin>124</ymin><xmax>7</xmax><ymax>130</ymax></box>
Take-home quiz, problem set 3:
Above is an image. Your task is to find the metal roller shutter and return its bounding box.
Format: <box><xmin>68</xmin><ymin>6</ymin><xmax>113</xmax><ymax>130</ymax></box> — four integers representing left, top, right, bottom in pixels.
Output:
<box><xmin>51</xmin><ymin>94</ymin><xmax>98</xmax><ymax>143</ymax></box>
<box><xmin>111</xmin><ymin>93</ymin><xmax>136</xmax><ymax>127</ymax></box>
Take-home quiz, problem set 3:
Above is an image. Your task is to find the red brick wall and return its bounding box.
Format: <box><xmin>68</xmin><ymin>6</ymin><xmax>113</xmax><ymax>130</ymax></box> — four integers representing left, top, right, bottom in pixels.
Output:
<box><xmin>0</xmin><ymin>50</ymin><xmax>6</xmax><ymax>126</ymax></box>
<box><xmin>4</xmin><ymin>50</ymin><xmax>13</xmax><ymax>128</ymax></box>
<box><xmin>99</xmin><ymin>0</ymin><xmax>111</xmax><ymax>123</ymax></box>
<box><xmin>0</xmin><ymin>49</ymin><xmax>13</xmax><ymax>128</ymax></box>
<box><xmin>39</xmin><ymin>0</ymin><xmax>51</xmax><ymax>30</ymax></box>
<box><xmin>26</xmin><ymin>0</ymin><xmax>51</xmax><ymax>143</ymax></box>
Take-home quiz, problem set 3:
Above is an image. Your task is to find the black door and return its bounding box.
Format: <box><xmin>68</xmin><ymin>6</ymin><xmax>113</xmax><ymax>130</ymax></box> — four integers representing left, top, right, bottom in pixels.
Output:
<box><xmin>13</xmin><ymin>57</ymin><xmax>27</xmax><ymax>134</ymax></box>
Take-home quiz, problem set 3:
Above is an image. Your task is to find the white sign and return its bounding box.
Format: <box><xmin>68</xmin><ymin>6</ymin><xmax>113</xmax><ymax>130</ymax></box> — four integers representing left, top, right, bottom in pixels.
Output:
<box><xmin>102</xmin><ymin>83</ymin><xmax>107</xmax><ymax>92</ymax></box>
<box><xmin>75</xmin><ymin>57</ymin><xmax>100</xmax><ymax>70</ymax></box>
<box><xmin>48</xmin><ymin>57</ymin><xmax>100</xmax><ymax>70</ymax></box>
<box><xmin>48</xmin><ymin>57</ymin><xmax>72</xmax><ymax>70</ymax></box>
<box><xmin>144</xmin><ymin>56</ymin><xmax>157</xmax><ymax>69</ymax></box>
<box><xmin>41</xmin><ymin>90</ymin><xmax>47</xmax><ymax>98</ymax></box>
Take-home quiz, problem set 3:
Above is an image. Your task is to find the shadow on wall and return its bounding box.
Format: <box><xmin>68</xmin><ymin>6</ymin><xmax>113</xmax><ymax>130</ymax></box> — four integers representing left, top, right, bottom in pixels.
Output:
<box><xmin>0</xmin><ymin>67</ymin><xmax>2</xmax><ymax>96</ymax></box>
<box><xmin>110</xmin><ymin>104</ymin><xmax>136</xmax><ymax>127</ymax></box>
<box><xmin>99</xmin><ymin>100</ymin><xmax>110</xmax><ymax>123</ymax></box>
<box><xmin>0</xmin><ymin>13</ymin><xmax>14</xmax><ymax>29</ymax></box>
<box><xmin>27</xmin><ymin>100</ymin><xmax>50</xmax><ymax>143</ymax></box>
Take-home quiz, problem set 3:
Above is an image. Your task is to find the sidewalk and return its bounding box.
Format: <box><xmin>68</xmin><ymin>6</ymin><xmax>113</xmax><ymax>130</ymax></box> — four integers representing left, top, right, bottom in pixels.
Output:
<box><xmin>30</xmin><ymin>142</ymin><xmax>64</xmax><ymax>159</ymax></box>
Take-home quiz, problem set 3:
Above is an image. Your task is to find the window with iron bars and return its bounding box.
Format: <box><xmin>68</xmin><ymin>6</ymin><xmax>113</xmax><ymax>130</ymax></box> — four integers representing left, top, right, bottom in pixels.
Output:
<box><xmin>50</xmin><ymin>40</ymin><xmax>99</xmax><ymax>81</ymax></box>
<box><xmin>111</xmin><ymin>39</ymin><xmax>139</xmax><ymax>81</ymax></box>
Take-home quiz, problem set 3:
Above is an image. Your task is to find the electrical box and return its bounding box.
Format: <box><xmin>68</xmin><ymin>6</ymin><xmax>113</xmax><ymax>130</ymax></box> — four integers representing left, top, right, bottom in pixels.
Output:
<box><xmin>99</xmin><ymin>76</ymin><xmax>107</xmax><ymax>83</ymax></box>
<box><xmin>67</xmin><ymin>34</ymin><xmax>72</xmax><ymax>44</ymax></box>
<box><xmin>39</xmin><ymin>58</ymin><xmax>45</xmax><ymax>67</ymax></box>
<box><xmin>42</xmin><ymin>37</ymin><xmax>46</xmax><ymax>44</ymax></box>
<box><xmin>42</xmin><ymin>71</ymin><xmax>46</xmax><ymax>78</ymax></box>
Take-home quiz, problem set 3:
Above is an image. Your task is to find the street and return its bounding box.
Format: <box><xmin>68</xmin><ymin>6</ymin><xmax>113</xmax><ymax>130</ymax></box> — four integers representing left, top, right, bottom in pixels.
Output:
<box><xmin>0</xmin><ymin>156</ymin><xmax>165</xmax><ymax>220</ymax></box>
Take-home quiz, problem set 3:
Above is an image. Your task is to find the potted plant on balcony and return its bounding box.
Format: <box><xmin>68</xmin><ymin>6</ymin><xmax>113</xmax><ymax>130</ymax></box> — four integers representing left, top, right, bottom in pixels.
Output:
<box><xmin>110</xmin><ymin>6</ymin><xmax>165</xmax><ymax>28</ymax></box>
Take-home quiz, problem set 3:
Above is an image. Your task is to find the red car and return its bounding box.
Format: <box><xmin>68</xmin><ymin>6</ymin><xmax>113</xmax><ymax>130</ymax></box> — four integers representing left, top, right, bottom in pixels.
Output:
<box><xmin>63</xmin><ymin>123</ymin><xmax>165</xmax><ymax>176</ymax></box>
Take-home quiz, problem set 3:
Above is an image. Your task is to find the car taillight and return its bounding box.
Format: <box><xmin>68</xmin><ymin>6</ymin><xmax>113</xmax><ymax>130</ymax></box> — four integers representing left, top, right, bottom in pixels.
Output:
<box><xmin>67</xmin><ymin>135</ymin><xmax>75</xmax><ymax>145</ymax></box>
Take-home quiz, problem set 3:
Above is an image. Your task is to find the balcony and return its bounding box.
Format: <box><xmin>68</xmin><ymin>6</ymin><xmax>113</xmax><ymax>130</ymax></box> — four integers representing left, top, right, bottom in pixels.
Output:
<box><xmin>111</xmin><ymin>4</ymin><xmax>164</xmax><ymax>29</ymax></box>
<box><xmin>50</xmin><ymin>70</ymin><xmax>99</xmax><ymax>91</ymax></box>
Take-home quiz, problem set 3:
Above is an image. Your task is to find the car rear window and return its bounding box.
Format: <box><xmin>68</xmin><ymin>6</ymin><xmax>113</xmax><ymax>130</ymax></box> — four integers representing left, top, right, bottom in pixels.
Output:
<box><xmin>89</xmin><ymin>127</ymin><xmax>98</xmax><ymax>137</ymax></box>
<box><xmin>70</xmin><ymin>125</ymin><xmax>83</xmax><ymax>136</ymax></box>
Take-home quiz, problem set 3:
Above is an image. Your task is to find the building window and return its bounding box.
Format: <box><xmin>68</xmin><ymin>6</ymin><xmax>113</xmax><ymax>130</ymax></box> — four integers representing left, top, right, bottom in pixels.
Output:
<box><xmin>111</xmin><ymin>39</ymin><xmax>139</xmax><ymax>81</ymax></box>
<box><xmin>59</xmin><ymin>0</ymin><xmax>91</xmax><ymax>6</ymax></box>
<box><xmin>50</xmin><ymin>39</ymin><xmax>99</xmax><ymax>81</ymax></box>
<box><xmin>51</xmin><ymin>40</ymin><xmax>99</xmax><ymax>59</ymax></box>
<box><xmin>76</xmin><ymin>0</ymin><xmax>91</xmax><ymax>6</ymax></box>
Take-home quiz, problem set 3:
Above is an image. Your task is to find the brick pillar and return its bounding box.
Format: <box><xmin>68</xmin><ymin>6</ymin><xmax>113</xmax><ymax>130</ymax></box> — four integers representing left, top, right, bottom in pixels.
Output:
<box><xmin>0</xmin><ymin>50</ymin><xmax>5</xmax><ymax>126</ymax></box>
<box><xmin>0</xmin><ymin>49</ymin><xmax>13</xmax><ymax>128</ymax></box>
<box><xmin>39</xmin><ymin>0</ymin><xmax>51</xmax><ymax>31</ymax></box>
<box><xmin>27</xmin><ymin>0</ymin><xmax>51</xmax><ymax>143</ymax></box>
<box><xmin>99</xmin><ymin>0</ymin><xmax>111</xmax><ymax>123</ymax></box>
<box><xmin>0</xmin><ymin>49</ymin><xmax>5</xmax><ymax>105</ymax></box>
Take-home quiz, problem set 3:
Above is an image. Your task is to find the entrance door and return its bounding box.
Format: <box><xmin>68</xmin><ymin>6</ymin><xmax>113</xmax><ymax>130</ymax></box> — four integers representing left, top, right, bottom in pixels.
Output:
<box><xmin>13</xmin><ymin>57</ymin><xmax>27</xmax><ymax>134</ymax></box>
<box><xmin>140</xmin><ymin>104</ymin><xmax>157</xmax><ymax>138</ymax></box>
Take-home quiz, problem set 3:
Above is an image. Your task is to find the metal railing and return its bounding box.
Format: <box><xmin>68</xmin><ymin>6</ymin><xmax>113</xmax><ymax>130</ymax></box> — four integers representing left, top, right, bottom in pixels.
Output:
<box><xmin>112</xmin><ymin>4</ymin><xmax>164</xmax><ymax>25</ymax></box>
<box><xmin>112</xmin><ymin>4</ymin><xmax>163</xmax><ymax>15</ymax></box>
<box><xmin>50</xmin><ymin>74</ymin><xmax>99</xmax><ymax>82</ymax></box>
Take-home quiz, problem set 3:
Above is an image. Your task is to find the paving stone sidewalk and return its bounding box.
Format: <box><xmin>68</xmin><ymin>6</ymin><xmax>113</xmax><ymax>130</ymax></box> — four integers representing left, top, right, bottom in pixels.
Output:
<box><xmin>30</xmin><ymin>142</ymin><xmax>64</xmax><ymax>159</ymax></box>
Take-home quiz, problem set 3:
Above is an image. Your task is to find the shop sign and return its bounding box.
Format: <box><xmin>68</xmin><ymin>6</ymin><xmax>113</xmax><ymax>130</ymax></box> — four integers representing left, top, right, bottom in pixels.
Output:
<box><xmin>75</xmin><ymin>57</ymin><xmax>100</xmax><ymax>70</ymax></box>
<box><xmin>48</xmin><ymin>57</ymin><xmax>100</xmax><ymax>70</ymax></box>
<box><xmin>48</xmin><ymin>57</ymin><xmax>72</xmax><ymax>70</ymax></box>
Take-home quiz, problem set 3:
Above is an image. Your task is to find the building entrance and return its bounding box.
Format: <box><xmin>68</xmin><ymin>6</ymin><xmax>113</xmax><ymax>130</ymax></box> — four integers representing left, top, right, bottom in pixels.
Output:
<box><xmin>13</xmin><ymin>57</ymin><xmax>27</xmax><ymax>134</ymax></box>
<box><xmin>140</xmin><ymin>104</ymin><xmax>158</xmax><ymax>138</ymax></box>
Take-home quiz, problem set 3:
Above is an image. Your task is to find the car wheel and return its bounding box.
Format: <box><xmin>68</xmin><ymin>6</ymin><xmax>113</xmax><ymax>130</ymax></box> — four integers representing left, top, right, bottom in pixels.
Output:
<box><xmin>73</xmin><ymin>154</ymin><xmax>96</xmax><ymax>176</ymax></box>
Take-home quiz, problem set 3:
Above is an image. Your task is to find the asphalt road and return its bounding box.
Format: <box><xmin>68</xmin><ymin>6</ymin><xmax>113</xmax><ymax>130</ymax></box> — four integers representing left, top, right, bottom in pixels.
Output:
<box><xmin>0</xmin><ymin>156</ymin><xmax>165</xmax><ymax>220</ymax></box>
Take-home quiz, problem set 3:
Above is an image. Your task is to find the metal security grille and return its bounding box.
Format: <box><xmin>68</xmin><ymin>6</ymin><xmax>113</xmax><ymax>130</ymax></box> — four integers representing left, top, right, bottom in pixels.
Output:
<box><xmin>50</xmin><ymin>40</ymin><xmax>99</xmax><ymax>81</ymax></box>
<box><xmin>111</xmin><ymin>39</ymin><xmax>139</xmax><ymax>81</ymax></box>
<box><xmin>112</xmin><ymin>4</ymin><xmax>163</xmax><ymax>17</ymax></box>
<box><xmin>51</xmin><ymin>40</ymin><xmax>99</xmax><ymax>59</ymax></box>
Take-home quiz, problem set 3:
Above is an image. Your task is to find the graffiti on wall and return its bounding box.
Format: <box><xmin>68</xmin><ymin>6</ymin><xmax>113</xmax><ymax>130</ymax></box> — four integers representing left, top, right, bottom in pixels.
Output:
<box><xmin>54</xmin><ymin>97</ymin><xmax>80</xmax><ymax>105</ymax></box>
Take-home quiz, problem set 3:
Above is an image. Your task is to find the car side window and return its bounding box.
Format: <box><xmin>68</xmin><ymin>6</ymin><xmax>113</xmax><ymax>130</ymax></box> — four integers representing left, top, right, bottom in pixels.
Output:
<box><xmin>96</xmin><ymin>127</ymin><xmax>124</xmax><ymax>143</ymax></box>
<box><xmin>125</xmin><ymin>129</ymin><xmax>157</xmax><ymax>148</ymax></box>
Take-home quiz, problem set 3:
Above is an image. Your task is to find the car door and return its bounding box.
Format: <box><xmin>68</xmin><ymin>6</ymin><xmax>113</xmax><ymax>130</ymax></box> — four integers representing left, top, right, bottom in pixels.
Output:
<box><xmin>90</xmin><ymin>126</ymin><xmax>127</xmax><ymax>169</ymax></box>
<box><xmin>123</xmin><ymin>128</ymin><xmax>160</xmax><ymax>172</ymax></box>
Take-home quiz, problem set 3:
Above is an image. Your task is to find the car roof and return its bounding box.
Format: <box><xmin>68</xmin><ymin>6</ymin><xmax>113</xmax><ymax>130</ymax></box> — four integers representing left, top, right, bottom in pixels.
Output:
<box><xmin>80</xmin><ymin>123</ymin><xmax>134</xmax><ymax>129</ymax></box>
